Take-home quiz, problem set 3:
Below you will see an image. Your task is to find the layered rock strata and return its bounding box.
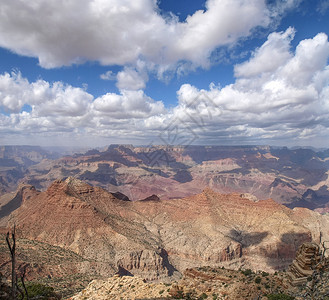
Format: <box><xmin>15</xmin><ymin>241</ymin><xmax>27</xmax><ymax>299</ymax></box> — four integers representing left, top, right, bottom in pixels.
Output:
<box><xmin>1</xmin><ymin>178</ymin><xmax>329</xmax><ymax>281</ymax></box>
<box><xmin>287</xmin><ymin>242</ymin><xmax>321</xmax><ymax>285</ymax></box>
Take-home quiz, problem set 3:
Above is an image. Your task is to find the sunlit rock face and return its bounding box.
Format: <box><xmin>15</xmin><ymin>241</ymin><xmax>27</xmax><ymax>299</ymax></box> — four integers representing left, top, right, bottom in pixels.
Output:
<box><xmin>1</xmin><ymin>177</ymin><xmax>328</xmax><ymax>282</ymax></box>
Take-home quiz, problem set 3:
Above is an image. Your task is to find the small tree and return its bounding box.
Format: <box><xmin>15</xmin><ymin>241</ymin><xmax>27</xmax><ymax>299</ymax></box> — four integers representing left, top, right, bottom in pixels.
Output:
<box><xmin>18</xmin><ymin>264</ymin><xmax>29</xmax><ymax>300</ymax></box>
<box><xmin>5</xmin><ymin>225</ymin><xmax>30</xmax><ymax>300</ymax></box>
<box><xmin>6</xmin><ymin>225</ymin><xmax>17</xmax><ymax>299</ymax></box>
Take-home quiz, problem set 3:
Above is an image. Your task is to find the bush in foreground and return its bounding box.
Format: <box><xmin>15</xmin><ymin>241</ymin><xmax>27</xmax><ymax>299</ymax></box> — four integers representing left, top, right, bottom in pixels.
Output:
<box><xmin>21</xmin><ymin>282</ymin><xmax>60</xmax><ymax>300</ymax></box>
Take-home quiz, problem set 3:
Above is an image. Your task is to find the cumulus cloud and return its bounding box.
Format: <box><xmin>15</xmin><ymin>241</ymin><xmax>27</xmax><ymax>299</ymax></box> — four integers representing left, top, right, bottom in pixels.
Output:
<box><xmin>92</xmin><ymin>89</ymin><xmax>165</xmax><ymax>119</ymax></box>
<box><xmin>0</xmin><ymin>71</ymin><xmax>93</xmax><ymax>116</ymax></box>
<box><xmin>169</xmin><ymin>29</ymin><xmax>329</xmax><ymax>145</ymax></box>
<box><xmin>0</xmin><ymin>0</ymin><xmax>274</xmax><ymax>70</ymax></box>
<box><xmin>279</xmin><ymin>33</ymin><xmax>329</xmax><ymax>87</ymax></box>
<box><xmin>0</xmin><ymin>72</ymin><xmax>30</xmax><ymax>113</ymax></box>
<box><xmin>234</xmin><ymin>27</ymin><xmax>295</xmax><ymax>78</ymax></box>
<box><xmin>116</xmin><ymin>67</ymin><xmax>148</xmax><ymax>90</ymax></box>
<box><xmin>168</xmin><ymin>0</ymin><xmax>270</xmax><ymax>67</ymax></box>
<box><xmin>1</xmin><ymin>29</ymin><xmax>329</xmax><ymax>147</ymax></box>
<box><xmin>0</xmin><ymin>71</ymin><xmax>165</xmax><ymax>144</ymax></box>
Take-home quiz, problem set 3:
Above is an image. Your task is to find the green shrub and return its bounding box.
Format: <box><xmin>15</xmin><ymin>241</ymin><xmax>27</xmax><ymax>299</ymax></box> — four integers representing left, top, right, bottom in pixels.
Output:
<box><xmin>262</xmin><ymin>271</ymin><xmax>269</xmax><ymax>277</ymax></box>
<box><xmin>22</xmin><ymin>282</ymin><xmax>59</xmax><ymax>300</ymax></box>
<box><xmin>198</xmin><ymin>293</ymin><xmax>208</xmax><ymax>299</ymax></box>
<box><xmin>241</xmin><ymin>269</ymin><xmax>253</xmax><ymax>276</ymax></box>
<box><xmin>255</xmin><ymin>276</ymin><xmax>262</xmax><ymax>284</ymax></box>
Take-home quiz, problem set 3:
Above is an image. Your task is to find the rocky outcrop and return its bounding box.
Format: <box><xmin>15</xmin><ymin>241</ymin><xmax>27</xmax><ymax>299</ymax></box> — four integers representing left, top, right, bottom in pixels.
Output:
<box><xmin>1</xmin><ymin>178</ymin><xmax>329</xmax><ymax>283</ymax></box>
<box><xmin>116</xmin><ymin>249</ymin><xmax>170</xmax><ymax>280</ymax></box>
<box><xmin>287</xmin><ymin>242</ymin><xmax>321</xmax><ymax>285</ymax></box>
<box><xmin>69</xmin><ymin>275</ymin><xmax>171</xmax><ymax>300</ymax></box>
<box><xmin>69</xmin><ymin>266</ymin><xmax>293</xmax><ymax>300</ymax></box>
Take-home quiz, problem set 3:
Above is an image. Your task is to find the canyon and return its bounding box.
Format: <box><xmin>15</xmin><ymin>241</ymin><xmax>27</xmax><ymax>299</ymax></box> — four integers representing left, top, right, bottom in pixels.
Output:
<box><xmin>1</xmin><ymin>144</ymin><xmax>329</xmax><ymax>297</ymax></box>
<box><xmin>1</xmin><ymin>178</ymin><xmax>329</xmax><ymax>283</ymax></box>
<box><xmin>2</xmin><ymin>144</ymin><xmax>329</xmax><ymax>212</ymax></box>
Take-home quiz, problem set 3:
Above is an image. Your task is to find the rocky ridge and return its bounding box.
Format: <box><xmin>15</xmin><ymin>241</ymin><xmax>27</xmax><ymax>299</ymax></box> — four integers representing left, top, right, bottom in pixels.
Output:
<box><xmin>1</xmin><ymin>178</ymin><xmax>329</xmax><ymax>286</ymax></box>
<box><xmin>69</xmin><ymin>265</ymin><xmax>320</xmax><ymax>300</ymax></box>
<box><xmin>69</xmin><ymin>242</ymin><xmax>329</xmax><ymax>300</ymax></box>
<box><xmin>3</xmin><ymin>144</ymin><xmax>328</xmax><ymax>212</ymax></box>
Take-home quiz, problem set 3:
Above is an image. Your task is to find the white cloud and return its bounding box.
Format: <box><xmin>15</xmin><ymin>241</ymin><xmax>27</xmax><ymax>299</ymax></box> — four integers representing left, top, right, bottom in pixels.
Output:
<box><xmin>100</xmin><ymin>70</ymin><xmax>116</xmax><ymax>81</ymax></box>
<box><xmin>1</xmin><ymin>29</ymin><xmax>329</xmax><ymax>147</ymax></box>
<box><xmin>0</xmin><ymin>71</ymin><xmax>93</xmax><ymax>116</ymax></box>
<box><xmin>168</xmin><ymin>0</ymin><xmax>270</xmax><ymax>67</ymax></box>
<box><xmin>0</xmin><ymin>72</ymin><xmax>30</xmax><ymax>113</ymax></box>
<box><xmin>92</xmin><ymin>89</ymin><xmax>165</xmax><ymax>119</ymax></box>
<box><xmin>168</xmin><ymin>29</ymin><xmax>329</xmax><ymax>146</ymax></box>
<box><xmin>0</xmin><ymin>71</ymin><xmax>165</xmax><ymax>144</ymax></box>
<box><xmin>0</xmin><ymin>0</ymin><xmax>274</xmax><ymax>70</ymax></box>
<box><xmin>116</xmin><ymin>67</ymin><xmax>148</xmax><ymax>90</ymax></box>
<box><xmin>234</xmin><ymin>27</ymin><xmax>295</xmax><ymax>78</ymax></box>
<box><xmin>279</xmin><ymin>32</ymin><xmax>329</xmax><ymax>87</ymax></box>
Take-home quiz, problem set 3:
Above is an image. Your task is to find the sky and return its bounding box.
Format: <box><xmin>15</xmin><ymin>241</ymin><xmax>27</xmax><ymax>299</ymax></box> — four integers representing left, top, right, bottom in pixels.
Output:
<box><xmin>0</xmin><ymin>0</ymin><xmax>329</xmax><ymax>148</ymax></box>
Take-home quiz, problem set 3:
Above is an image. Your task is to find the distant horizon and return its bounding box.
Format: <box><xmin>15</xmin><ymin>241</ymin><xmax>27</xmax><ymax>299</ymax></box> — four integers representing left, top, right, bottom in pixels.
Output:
<box><xmin>1</xmin><ymin>143</ymin><xmax>328</xmax><ymax>152</ymax></box>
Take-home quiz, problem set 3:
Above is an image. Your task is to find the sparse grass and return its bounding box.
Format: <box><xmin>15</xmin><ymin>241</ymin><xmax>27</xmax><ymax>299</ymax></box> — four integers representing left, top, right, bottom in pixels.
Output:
<box><xmin>0</xmin><ymin>234</ymin><xmax>108</xmax><ymax>298</ymax></box>
<box><xmin>266</xmin><ymin>294</ymin><xmax>295</xmax><ymax>300</ymax></box>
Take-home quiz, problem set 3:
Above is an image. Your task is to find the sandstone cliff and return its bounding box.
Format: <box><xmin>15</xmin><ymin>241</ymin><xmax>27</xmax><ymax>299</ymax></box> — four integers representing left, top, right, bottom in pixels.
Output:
<box><xmin>1</xmin><ymin>177</ymin><xmax>329</xmax><ymax>284</ymax></box>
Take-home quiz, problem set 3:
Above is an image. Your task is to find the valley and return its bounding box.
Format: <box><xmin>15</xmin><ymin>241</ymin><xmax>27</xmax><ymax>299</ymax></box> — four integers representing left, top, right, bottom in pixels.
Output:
<box><xmin>1</xmin><ymin>144</ymin><xmax>329</xmax><ymax>298</ymax></box>
<box><xmin>2</xmin><ymin>145</ymin><xmax>329</xmax><ymax>210</ymax></box>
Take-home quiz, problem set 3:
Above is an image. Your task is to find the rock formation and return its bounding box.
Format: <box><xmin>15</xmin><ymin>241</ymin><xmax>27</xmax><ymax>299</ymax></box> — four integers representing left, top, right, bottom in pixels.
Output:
<box><xmin>69</xmin><ymin>266</ymin><xmax>291</xmax><ymax>300</ymax></box>
<box><xmin>3</xmin><ymin>144</ymin><xmax>329</xmax><ymax>210</ymax></box>
<box><xmin>287</xmin><ymin>241</ymin><xmax>329</xmax><ymax>288</ymax></box>
<box><xmin>69</xmin><ymin>275</ymin><xmax>171</xmax><ymax>300</ymax></box>
<box><xmin>1</xmin><ymin>177</ymin><xmax>329</xmax><ymax>285</ymax></box>
<box><xmin>287</xmin><ymin>242</ymin><xmax>321</xmax><ymax>285</ymax></box>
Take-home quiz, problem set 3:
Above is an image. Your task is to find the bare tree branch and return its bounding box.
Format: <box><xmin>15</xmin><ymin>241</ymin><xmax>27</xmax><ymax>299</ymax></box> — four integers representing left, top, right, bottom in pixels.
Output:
<box><xmin>6</xmin><ymin>224</ymin><xmax>17</xmax><ymax>300</ymax></box>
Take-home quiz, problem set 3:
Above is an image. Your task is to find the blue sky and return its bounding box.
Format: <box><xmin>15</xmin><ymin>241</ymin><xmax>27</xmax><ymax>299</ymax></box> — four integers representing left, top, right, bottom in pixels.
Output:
<box><xmin>0</xmin><ymin>0</ymin><xmax>329</xmax><ymax>147</ymax></box>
